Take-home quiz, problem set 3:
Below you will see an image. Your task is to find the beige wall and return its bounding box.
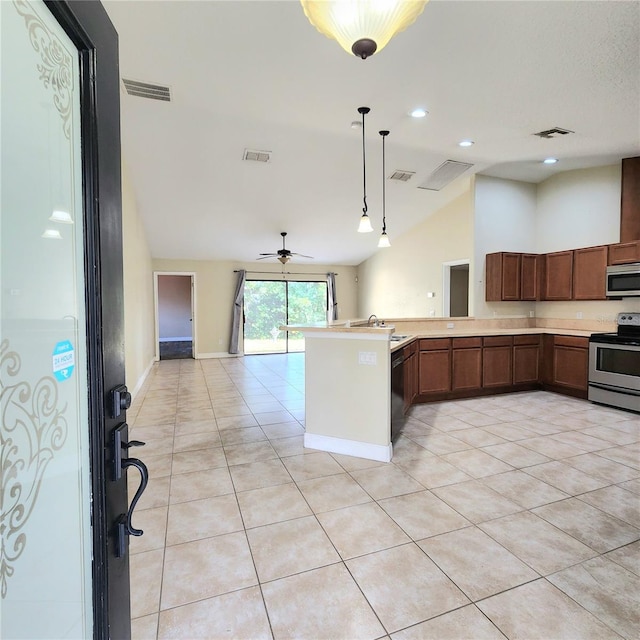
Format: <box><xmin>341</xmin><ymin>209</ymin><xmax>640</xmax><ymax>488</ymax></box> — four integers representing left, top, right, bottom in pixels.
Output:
<box><xmin>152</xmin><ymin>259</ymin><xmax>358</xmax><ymax>356</ymax></box>
<box><xmin>122</xmin><ymin>165</ymin><xmax>155</xmax><ymax>395</ymax></box>
<box><xmin>157</xmin><ymin>274</ymin><xmax>192</xmax><ymax>339</ymax></box>
<box><xmin>357</xmin><ymin>182</ymin><xmax>474</xmax><ymax>319</ymax></box>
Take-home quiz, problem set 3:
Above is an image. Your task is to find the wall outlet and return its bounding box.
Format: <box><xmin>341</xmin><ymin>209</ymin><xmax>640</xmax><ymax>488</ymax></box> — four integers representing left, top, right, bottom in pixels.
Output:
<box><xmin>576</xmin><ymin>312</ymin><xmax>583</xmax><ymax>320</ymax></box>
<box><xmin>358</xmin><ymin>351</ymin><xmax>377</xmax><ymax>366</ymax></box>
<box><xmin>429</xmin><ymin>309</ymin><xmax>435</xmax><ymax>317</ymax></box>
<box><xmin>426</xmin><ymin>291</ymin><xmax>435</xmax><ymax>298</ymax></box>
<box><xmin>218</xmin><ymin>338</ymin><xmax>223</xmax><ymax>345</ymax></box>
<box><xmin>529</xmin><ymin>310</ymin><xmax>535</xmax><ymax>317</ymax></box>
<box><xmin>447</xmin><ymin>322</ymin><xmax>454</xmax><ymax>329</ymax></box>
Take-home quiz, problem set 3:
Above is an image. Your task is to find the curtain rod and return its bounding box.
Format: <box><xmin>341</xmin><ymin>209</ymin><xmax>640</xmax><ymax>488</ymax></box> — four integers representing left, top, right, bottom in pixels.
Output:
<box><xmin>234</xmin><ymin>270</ymin><xmax>338</xmax><ymax>276</ymax></box>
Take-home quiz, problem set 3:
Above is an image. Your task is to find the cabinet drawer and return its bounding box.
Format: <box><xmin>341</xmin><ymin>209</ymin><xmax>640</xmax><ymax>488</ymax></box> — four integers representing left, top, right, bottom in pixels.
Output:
<box><xmin>483</xmin><ymin>336</ymin><xmax>513</xmax><ymax>347</ymax></box>
<box><xmin>554</xmin><ymin>335</ymin><xmax>589</xmax><ymax>349</ymax></box>
<box><xmin>420</xmin><ymin>338</ymin><xmax>450</xmax><ymax>351</ymax></box>
<box><xmin>514</xmin><ymin>334</ymin><xmax>541</xmax><ymax>346</ymax></box>
<box><xmin>452</xmin><ymin>337</ymin><xmax>482</xmax><ymax>349</ymax></box>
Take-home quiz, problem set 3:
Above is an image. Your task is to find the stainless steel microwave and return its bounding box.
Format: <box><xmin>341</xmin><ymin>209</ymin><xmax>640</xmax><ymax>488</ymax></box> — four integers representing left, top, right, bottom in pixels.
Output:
<box><xmin>606</xmin><ymin>263</ymin><xmax>640</xmax><ymax>297</ymax></box>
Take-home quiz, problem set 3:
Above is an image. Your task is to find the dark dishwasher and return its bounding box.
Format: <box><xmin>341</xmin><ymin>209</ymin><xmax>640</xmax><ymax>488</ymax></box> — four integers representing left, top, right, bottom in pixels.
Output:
<box><xmin>391</xmin><ymin>350</ymin><xmax>405</xmax><ymax>442</ymax></box>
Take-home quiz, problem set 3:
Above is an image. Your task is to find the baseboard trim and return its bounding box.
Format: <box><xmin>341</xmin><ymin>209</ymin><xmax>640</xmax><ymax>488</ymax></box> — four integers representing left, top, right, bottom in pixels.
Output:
<box><xmin>130</xmin><ymin>358</ymin><xmax>155</xmax><ymax>400</ymax></box>
<box><xmin>304</xmin><ymin>432</ymin><xmax>392</xmax><ymax>463</ymax></box>
<box><xmin>196</xmin><ymin>352</ymin><xmax>243</xmax><ymax>359</ymax></box>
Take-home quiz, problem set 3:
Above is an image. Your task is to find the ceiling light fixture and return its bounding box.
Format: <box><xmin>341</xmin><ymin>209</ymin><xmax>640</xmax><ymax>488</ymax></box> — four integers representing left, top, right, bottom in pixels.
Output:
<box><xmin>300</xmin><ymin>0</ymin><xmax>428</xmax><ymax>60</ymax></box>
<box><xmin>41</xmin><ymin>229</ymin><xmax>62</xmax><ymax>240</ymax></box>
<box><xmin>378</xmin><ymin>130</ymin><xmax>391</xmax><ymax>248</ymax></box>
<box><xmin>543</xmin><ymin>157</ymin><xmax>558</xmax><ymax>164</ymax></box>
<box><xmin>458</xmin><ymin>140</ymin><xmax>474</xmax><ymax>147</ymax></box>
<box><xmin>410</xmin><ymin>108</ymin><xmax>427</xmax><ymax>118</ymax></box>
<box><xmin>357</xmin><ymin>106</ymin><xmax>373</xmax><ymax>233</ymax></box>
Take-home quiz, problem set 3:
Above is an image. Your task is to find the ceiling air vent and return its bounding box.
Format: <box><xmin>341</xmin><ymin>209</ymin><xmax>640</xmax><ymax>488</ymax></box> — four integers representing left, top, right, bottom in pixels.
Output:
<box><xmin>418</xmin><ymin>160</ymin><xmax>473</xmax><ymax>191</ymax></box>
<box><xmin>122</xmin><ymin>78</ymin><xmax>171</xmax><ymax>101</ymax></box>
<box><xmin>533</xmin><ymin>127</ymin><xmax>574</xmax><ymax>139</ymax></box>
<box><xmin>389</xmin><ymin>170</ymin><xmax>415</xmax><ymax>182</ymax></box>
<box><xmin>243</xmin><ymin>149</ymin><xmax>272</xmax><ymax>163</ymax></box>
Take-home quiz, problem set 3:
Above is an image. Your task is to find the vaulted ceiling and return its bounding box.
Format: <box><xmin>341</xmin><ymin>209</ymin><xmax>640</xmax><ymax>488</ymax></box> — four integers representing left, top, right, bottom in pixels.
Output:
<box><xmin>103</xmin><ymin>0</ymin><xmax>640</xmax><ymax>266</ymax></box>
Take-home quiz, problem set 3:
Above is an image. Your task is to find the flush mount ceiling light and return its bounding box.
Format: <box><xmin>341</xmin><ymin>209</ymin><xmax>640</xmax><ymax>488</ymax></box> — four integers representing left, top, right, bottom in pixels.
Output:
<box><xmin>357</xmin><ymin>106</ymin><xmax>374</xmax><ymax>233</ymax></box>
<box><xmin>543</xmin><ymin>157</ymin><xmax>558</xmax><ymax>164</ymax></box>
<box><xmin>458</xmin><ymin>140</ymin><xmax>474</xmax><ymax>148</ymax></box>
<box><xmin>409</xmin><ymin>108</ymin><xmax>427</xmax><ymax>118</ymax></box>
<box><xmin>300</xmin><ymin>0</ymin><xmax>428</xmax><ymax>60</ymax></box>
<box><xmin>378</xmin><ymin>130</ymin><xmax>391</xmax><ymax>248</ymax></box>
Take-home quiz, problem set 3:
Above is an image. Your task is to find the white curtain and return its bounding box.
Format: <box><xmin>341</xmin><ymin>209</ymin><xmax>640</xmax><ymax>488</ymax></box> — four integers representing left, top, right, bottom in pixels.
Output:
<box><xmin>327</xmin><ymin>272</ymin><xmax>337</xmax><ymax>321</ymax></box>
<box><xmin>229</xmin><ymin>270</ymin><xmax>246</xmax><ymax>354</ymax></box>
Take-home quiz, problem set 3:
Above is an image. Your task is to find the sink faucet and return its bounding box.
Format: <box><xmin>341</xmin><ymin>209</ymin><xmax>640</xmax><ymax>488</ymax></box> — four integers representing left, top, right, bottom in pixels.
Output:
<box><xmin>368</xmin><ymin>314</ymin><xmax>379</xmax><ymax>327</ymax></box>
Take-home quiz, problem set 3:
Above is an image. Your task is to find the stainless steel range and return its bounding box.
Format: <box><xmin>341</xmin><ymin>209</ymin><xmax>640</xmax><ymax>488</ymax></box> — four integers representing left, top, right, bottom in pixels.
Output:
<box><xmin>588</xmin><ymin>312</ymin><xmax>640</xmax><ymax>413</ymax></box>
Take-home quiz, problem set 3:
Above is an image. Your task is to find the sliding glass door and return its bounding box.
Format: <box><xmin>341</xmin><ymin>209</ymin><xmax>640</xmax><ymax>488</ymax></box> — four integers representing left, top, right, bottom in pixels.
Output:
<box><xmin>244</xmin><ymin>280</ymin><xmax>327</xmax><ymax>354</ymax></box>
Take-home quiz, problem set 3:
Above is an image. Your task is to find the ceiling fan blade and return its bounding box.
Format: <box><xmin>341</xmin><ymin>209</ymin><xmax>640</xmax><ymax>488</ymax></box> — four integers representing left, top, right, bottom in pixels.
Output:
<box><xmin>256</xmin><ymin>255</ymin><xmax>276</xmax><ymax>260</ymax></box>
<box><xmin>291</xmin><ymin>253</ymin><xmax>314</xmax><ymax>259</ymax></box>
<box><xmin>258</xmin><ymin>252</ymin><xmax>277</xmax><ymax>256</ymax></box>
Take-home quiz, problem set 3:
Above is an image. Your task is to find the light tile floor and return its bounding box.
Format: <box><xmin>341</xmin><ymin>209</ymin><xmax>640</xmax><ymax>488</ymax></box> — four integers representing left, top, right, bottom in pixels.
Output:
<box><xmin>128</xmin><ymin>354</ymin><xmax>640</xmax><ymax>640</ymax></box>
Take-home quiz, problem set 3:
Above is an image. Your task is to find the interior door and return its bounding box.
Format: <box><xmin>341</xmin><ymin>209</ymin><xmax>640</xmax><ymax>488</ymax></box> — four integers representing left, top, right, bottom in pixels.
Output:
<box><xmin>1</xmin><ymin>1</ymin><xmax>134</xmax><ymax>638</ymax></box>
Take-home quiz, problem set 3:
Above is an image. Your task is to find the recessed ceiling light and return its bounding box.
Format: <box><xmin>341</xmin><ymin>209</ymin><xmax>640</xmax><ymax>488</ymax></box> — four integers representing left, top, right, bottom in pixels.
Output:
<box><xmin>458</xmin><ymin>140</ymin><xmax>474</xmax><ymax>147</ymax></box>
<box><xmin>543</xmin><ymin>157</ymin><xmax>558</xmax><ymax>164</ymax></box>
<box><xmin>409</xmin><ymin>108</ymin><xmax>427</xmax><ymax>118</ymax></box>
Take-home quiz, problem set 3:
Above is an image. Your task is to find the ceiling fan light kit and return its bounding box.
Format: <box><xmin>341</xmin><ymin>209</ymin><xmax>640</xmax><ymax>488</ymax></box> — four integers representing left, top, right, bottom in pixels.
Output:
<box><xmin>300</xmin><ymin>0</ymin><xmax>428</xmax><ymax>59</ymax></box>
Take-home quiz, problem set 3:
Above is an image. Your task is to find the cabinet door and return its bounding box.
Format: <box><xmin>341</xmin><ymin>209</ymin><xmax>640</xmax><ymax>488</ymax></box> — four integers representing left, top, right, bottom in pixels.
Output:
<box><xmin>608</xmin><ymin>241</ymin><xmax>640</xmax><ymax>265</ymax></box>
<box><xmin>483</xmin><ymin>346</ymin><xmax>513</xmax><ymax>387</ymax></box>
<box><xmin>452</xmin><ymin>348</ymin><xmax>482</xmax><ymax>391</ymax></box>
<box><xmin>543</xmin><ymin>251</ymin><xmax>574</xmax><ymax>300</ymax></box>
<box><xmin>553</xmin><ymin>336</ymin><xmax>589</xmax><ymax>392</ymax></box>
<box><xmin>521</xmin><ymin>254</ymin><xmax>538</xmax><ymax>300</ymax></box>
<box><xmin>573</xmin><ymin>246</ymin><xmax>608</xmax><ymax>300</ymax></box>
<box><xmin>419</xmin><ymin>350</ymin><xmax>451</xmax><ymax>394</ymax></box>
<box><xmin>621</xmin><ymin>157</ymin><xmax>640</xmax><ymax>243</ymax></box>
<box><xmin>513</xmin><ymin>344</ymin><xmax>540</xmax><ymax>384</ymax></box>
<box><xmin>485</xmin><ymin>252</ymin><xmax>521</xmax><ymax>301</ymax></box>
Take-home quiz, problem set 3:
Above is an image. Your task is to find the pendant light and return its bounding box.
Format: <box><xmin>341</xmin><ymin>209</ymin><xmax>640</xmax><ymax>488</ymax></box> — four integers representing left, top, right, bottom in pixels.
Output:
<box><xmin>378</xmin><ymin>130</ymin><xmax>391</xmax><ymax>248</ymax></box>
<box><xmin>357</xmin><ymin>106</ymin><xmax>373</xmax><ymax>233</ymax></box>
<box><xmin>300</xmin><ymin>0</ymin><xmax>428</xmax><ymax>60</ymax></box>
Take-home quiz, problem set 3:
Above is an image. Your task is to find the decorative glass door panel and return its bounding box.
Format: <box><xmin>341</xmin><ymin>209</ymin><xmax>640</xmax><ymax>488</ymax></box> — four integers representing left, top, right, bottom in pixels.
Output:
<box><xmin>1</xmin><ymin>1</ymin><xmax>92</xmax><ymax>637</ymax></box>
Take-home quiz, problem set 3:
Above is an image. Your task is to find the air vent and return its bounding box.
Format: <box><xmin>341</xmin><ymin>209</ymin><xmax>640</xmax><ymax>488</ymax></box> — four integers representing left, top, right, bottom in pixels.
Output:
<box><xmin>122</xmin><ymin>79</ymin><xmax>171</xmax><ymax>101</ymax></box>
<box><xmin>418</xmin><ymin>160</ymin><xmax>473</xmax><ymax>191</ymax></box>
<box><xmin>533</xmin><ymin>127</ymin><xmax>574</xmax><ymax>139</ymax></box>
<box><xmin>389</xmin><ymin>170</ymin><xmax>415</xmax><ymax>182</ymax></box>
<box><xmin>243</xmin><ymin>148</ymin><xmax>272</xmax><ymax>163</ymax></box>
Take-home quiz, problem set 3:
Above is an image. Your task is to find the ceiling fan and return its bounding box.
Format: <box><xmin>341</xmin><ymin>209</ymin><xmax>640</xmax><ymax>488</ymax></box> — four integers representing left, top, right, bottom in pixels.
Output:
<box><xmin>257</xmin><ymin>232</ymin><xmax>313</xmax><ymax>264</ymax></box>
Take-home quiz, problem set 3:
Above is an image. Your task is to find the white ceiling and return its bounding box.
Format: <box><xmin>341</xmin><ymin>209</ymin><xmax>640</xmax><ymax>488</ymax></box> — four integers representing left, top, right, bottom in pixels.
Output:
<box><xmin>103</xmin><ymin>0</ymin><xmax>640</xmax><ymax>266</ymax></box>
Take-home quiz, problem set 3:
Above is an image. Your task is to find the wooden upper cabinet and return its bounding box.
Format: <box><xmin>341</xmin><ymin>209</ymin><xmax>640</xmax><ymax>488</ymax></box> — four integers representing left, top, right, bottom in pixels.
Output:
<box><xmin>609</xmin><ymin>241</ymin><xmax>640</xmax><ymax>265</ymax></box>
<box><xmin>573</xmin><ymin>245</ymin><xmax>608</xmax><ymax>300</ymax></box>
<box><xmin>521</xmin><ymin>254</ymin><xmax>538</xmax><ymax>300</ymax></box>
<box><xmin>486</xmin><ymin>252</ymin><xmax>521</xmax><ymax>301</ymax></box>
<box><xmin>621</xmin><ymin>157</ymin><xmax>640</xmax><ymax>243</ymax></box>
<box><xmin>542</xmin><ymin>250</ymin><xmax>573</xmax><ymax>300</ymax></box>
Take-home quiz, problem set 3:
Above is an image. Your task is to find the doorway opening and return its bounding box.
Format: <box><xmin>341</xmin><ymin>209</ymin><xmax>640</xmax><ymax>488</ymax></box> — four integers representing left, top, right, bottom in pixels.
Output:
<box><xmin>154</xmin><ymin>272</ymin><xmax>196</xmax><ymax>360</ymax></box>
<box><xmin>442</xmin><ymin>260</ymin><xmax>470</xmax><ymax>317</ymax></box>
<box><xmin>243</xmin><ymin>280</ymin><xmax>327</xmax><ymax>354</ymax></box>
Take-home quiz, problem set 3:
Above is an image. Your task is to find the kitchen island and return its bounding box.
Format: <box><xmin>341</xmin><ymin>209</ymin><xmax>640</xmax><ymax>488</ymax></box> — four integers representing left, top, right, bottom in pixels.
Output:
<box><xmin>283</xmin><ymin>321</ymin><xmax>396</xmax><ymax>462</ymax></box>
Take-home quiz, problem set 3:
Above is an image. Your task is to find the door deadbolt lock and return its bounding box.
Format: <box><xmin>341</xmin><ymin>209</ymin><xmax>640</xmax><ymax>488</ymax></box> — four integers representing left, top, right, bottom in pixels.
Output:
<box><xmin>111</xmin><ymin>384</ymin><xmax>132</xmax><ymax>419</ymax></box>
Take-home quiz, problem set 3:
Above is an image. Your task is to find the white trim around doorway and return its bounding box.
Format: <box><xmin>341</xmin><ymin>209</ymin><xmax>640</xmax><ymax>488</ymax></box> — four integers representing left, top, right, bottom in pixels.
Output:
<box><xmin>153</xmin><ymin>271</ymin><xmax>197</xmax><ymax>361</ymax></box>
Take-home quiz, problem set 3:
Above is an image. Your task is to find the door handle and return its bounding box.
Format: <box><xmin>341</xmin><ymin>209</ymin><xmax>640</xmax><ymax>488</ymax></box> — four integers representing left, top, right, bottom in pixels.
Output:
<box><xmin>112</xmin><ymin>423</ymin><xmax>150</xmax><ymax>557</ymax></box>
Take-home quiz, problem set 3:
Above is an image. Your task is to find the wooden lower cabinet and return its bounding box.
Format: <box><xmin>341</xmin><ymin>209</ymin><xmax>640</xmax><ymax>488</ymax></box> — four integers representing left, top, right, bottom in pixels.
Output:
<box><xmin>419</xmin><ymin>342</ymin><xmax>451</xmax><ymax>394</ymax></box>
<box><xmin>483</xmin><ymin>336</ymin><xmax>513</xmax><ymax>387</ymax></box>
<box><xmin>452</xmin><ymin>338</ymin><xmax>482</xmax><ymax>391</ymax></box>
<box><xmin>513</xmin><ymin>335</ymin><xmax>540</xmax><ymax>384</ymax></box>
<box><xmin>552</xmin><ymin>336</ymin><xmax>589</xmax><ymax>393</ymax></box>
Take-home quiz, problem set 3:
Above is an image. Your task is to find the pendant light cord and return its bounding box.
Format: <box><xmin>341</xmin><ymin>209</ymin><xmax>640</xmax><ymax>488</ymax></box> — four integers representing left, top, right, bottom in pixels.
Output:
<box><xmin>358</xmin><ymin>107</ymin><xmax>370</xmax><ymax>216</ymax></box>
<box><xmin>380</xmin><ymin>129</ymin><xmax>390</xmax><ymax>232</ymax></box>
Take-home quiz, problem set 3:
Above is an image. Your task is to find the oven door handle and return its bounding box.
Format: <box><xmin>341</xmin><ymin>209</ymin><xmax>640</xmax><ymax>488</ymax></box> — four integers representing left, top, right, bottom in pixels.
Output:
<box><xmin>588</xmin><ymin>381</ymin><xmax>640</xmax><ymax>397</ymax></box>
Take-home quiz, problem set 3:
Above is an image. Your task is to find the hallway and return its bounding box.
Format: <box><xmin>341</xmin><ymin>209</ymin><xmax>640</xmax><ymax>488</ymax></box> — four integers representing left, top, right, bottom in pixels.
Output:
<box><xmin>129</xmin><ymin>355</ymin><xmax>639</xmax><ymax>639</ymax></box>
